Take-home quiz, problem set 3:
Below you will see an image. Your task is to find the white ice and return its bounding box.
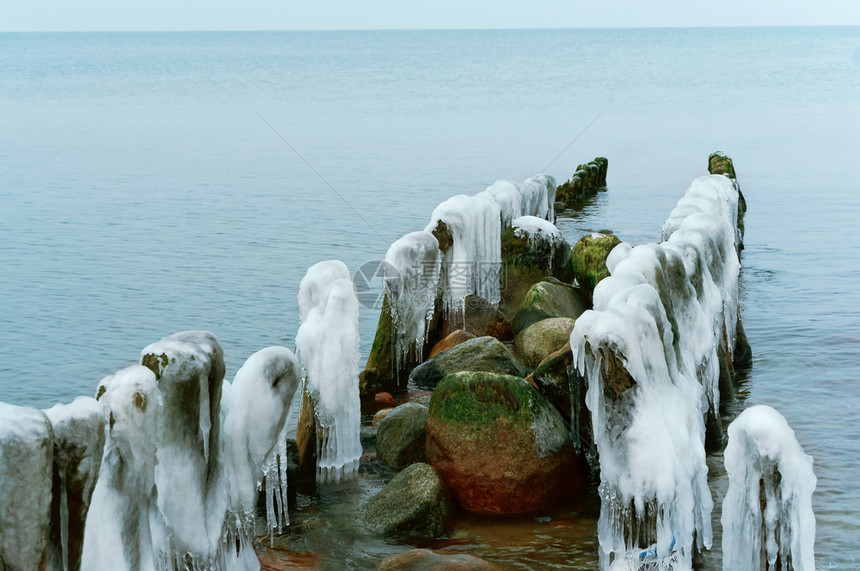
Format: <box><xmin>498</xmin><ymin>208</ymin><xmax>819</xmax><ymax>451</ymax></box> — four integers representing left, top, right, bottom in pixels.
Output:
<box><xmin>298</xmin><ymin>259</ymin><xmax>351</xmax><ymax>323</ymax></box>
<box><xmin>221</xmin><ymin>346</ymin><xmax>301</xmax><ymax>564</ymax></box>
<box><xmin>138</xmin><ymin>330</ymin><xmax>228</xmax><ymax>566</ymax></box>
<box><xmin>44</xmin><ymin>396</ymin><xmax>106</xmax><ymax>571</ymax></box>
<box><xmin>484</xmin><ymin>174</ymin><xmax>556</xmax><ymax>226</ymax></box>
<box><xmin>0</xmin><ymin>402</ymin><xmax>54</xmax><ymax>571</ymax></box>
<box><xmin>81</xmin><ymin>365</ymin><xmax>162</xmax><ymax>571</ymax></box>
<box><xmin>296</xmin><ymin>270</ymin><xmax>362</xmax><ymax>484</ymax></box>
<box><xmin>570</xmin><ymin>174</ymin><xmax>742</xmax><ymax>569</ymax></box>
<box><xmin>383</xmin><ymin>231</ymin><xmax>441</xmax><ymax>371</ymax></box>
<box><xmin>722</xmin><ymin>405</ymin><xmax>816</xmax><ymax>571</ymax></box>
<box><xmin>426</xmin><ymin>192</ymin><xmax>502</xmax><ymax>314</ymax></box>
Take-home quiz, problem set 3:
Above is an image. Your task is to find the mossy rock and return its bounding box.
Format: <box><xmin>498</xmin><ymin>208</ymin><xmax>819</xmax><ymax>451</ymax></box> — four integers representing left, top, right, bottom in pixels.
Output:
<box><xmin>376</xmin><ymin>402</ymin><xmax>429</xmax><ymax>471</ymax></box>
<box><xmin>514</xmin><ymin>317</ymin><xmax>576</xmax><ymax>369</ymax></box>
<box><xmin>361</xmin><ymin>462</ymin><xmax>453</xmax><ymax>538</ymax></box>
<box><xmin>513</xmin><ymin>280</ymin><xmax>587</xmax><ymax>334</ymax></box>
<box><xmin>425</xmin><ymin>371</ymin><xmax>578</xmax><ymax>514</ymax></box>
<box><xmin>708</xmin><ymin>151</ymin><xmax>736</xmax><ymax>179</ymax></box>
<box><xmin>570</xmin><ymin>233</ymin><xmax>622</xmax><ymax>302</ymax></box>
<box><xmin>500</xmin><ymin>223</ymin><xmax>572</xmax><ymax>315</ymax></box>
<box><xmin>408</xmin><ymin>336</ymin><xmax>529</xmax><ymax>390</ymax></box>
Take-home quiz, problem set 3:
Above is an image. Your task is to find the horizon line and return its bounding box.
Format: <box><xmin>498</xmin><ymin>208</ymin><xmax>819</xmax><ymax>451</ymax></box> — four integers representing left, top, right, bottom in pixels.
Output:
<box><xmin>3</xmin><ymin>23</ymin><xmax>858</xmax><ymax>34</ymax></box>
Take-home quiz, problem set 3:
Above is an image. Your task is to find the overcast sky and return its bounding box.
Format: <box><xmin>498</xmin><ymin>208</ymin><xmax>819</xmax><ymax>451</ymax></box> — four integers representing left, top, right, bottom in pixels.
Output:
<box><xmin>2</xmin><ymin>0</ymin><xmax>859</xmax><ymax>32</ymax></box>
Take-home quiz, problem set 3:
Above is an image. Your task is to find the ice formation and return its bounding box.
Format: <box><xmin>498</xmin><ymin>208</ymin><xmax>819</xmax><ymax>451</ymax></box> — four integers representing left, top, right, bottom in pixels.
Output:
<box><xmin>44</xmin><ymin>396</ymin><xmax>106</xmax><ymax>571</ymax></box>
<box><xmin>81</xmin><ymin>365</ymin><xmax>163</xmax><ymax>571</ymax></box>
<box><xmin>383</xmin><ymin>231</ymin><xmax>441</xmax><ymax>370</ymax></box>
<box><xmin>81</xmin><ymin>332</ymin><xmax>301</xmax><ymax>570</ymax></box>
<box><xmin>570</xmin><ymin>174</ymin><xmax>742</xmax><ymax>568</ymax></box>
<box><xmin>296</xmin><ymin>268</ymin><xmax>362</xmax><ymax>483</ymax></box>
<box><xmin>484</xmin><ymin>174</ymin><xmax>556</xmax><ymax>225</ymax></box>
<box><xmin>426</xmin><ymin>192</ymin><xmax>503</xmax><ymax>313</ymax></box>
<box><xmin>0</xmin><ymin>402</ymin><xmax>54</xmax><ymax>570</ymax></box>
<box><xmin>138</xmin><ymin>330</ymin><xmax>228</xmax><ymax>567</ymax></box>
<box><xmin>722</xmin><ymin>405</ymin><xmax>816</xmax><ymax>570</ymax></box>
<box><xmin>221</xmin><ymin>346</ymin><xmax>301</xmax><ymax>560</ymax></box>
<box><xmin>298</xmin><ymin>259</ymin><xmax>351</xmax><ymax>322</ymax></box>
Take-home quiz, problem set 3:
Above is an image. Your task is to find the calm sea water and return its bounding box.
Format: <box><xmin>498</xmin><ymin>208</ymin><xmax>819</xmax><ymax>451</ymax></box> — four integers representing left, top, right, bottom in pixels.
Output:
<box><xmin>1</xmin><ymin>27</ymin><xmax>858</xmax><ymax>568</ymax></box>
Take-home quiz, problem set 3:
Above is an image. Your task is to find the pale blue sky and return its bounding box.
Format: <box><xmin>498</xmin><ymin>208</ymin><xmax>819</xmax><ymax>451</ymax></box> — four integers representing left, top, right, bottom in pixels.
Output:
<box><xmin>2</xmin><ymin>0</ymin><xmax>859</xmax><ymax>31</ymax></box>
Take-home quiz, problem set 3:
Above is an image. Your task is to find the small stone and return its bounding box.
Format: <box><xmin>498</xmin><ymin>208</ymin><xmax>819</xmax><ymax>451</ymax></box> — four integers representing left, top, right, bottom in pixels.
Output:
<box><xmin>361</xmin><ymin>463</ymin><xmax>453</xmax><ymax>538</ymax></box>
<box><xmin>377</xmin><ymin>549</ymin><xmax>503</xmax><ymax>570</ymax></box>
<box><xmin>375</xmin><ymin>392</ymin><xmax>396</xmax><ymax>406</ymax></box>
<box><xmin>376</xmin><ymin>403</ymin><xmax>429</xmax><ymax>471</ymax></box>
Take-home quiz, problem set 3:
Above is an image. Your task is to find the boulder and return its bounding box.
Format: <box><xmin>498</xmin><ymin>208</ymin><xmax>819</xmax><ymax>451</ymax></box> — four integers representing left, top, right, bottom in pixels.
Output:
<box><xmin>514</xmin><ymin>317</ymin><xmax>577</xmax><ymax>369</ymax></box>
<box><xmin>569</xmin><ymin>233</ymin><xmax>622</xmax><ymax>303</ymax></box>
<box><xmin>372</xmin><ymin>408</ymin><xmax>395</xmax><ymax>427</ymax></box>
<box><xmin>0</xmin><ymin>403</ymin><xmax>54</xmax><ymax>571</ymax></box>
<box><xmin>425</xmin><ymin>371</ymin><xmax>578</xmax><ymax>514</ymax></box>
<box><xmin>513</xmin><ymin>280</ymin><xmax>587</xmax><ymax>334</ymax></box>
<box><xmin>500</xmin><ymin>217</ymin><xmax>573</xmax><ymax>313</ymax></box>
<box><xmin>376</xmin><ymin>403</ymin><xmax>429</xmax><ymax>471</ymax></box>
<box><xmin>361</xmin><ymin>462</ymin><xmax>453</xmax><ymax>538</ymax></box>
<box><xmin>439</xmin><ymin>295</ymin><xmax>513</xmax><ymax>342</ymax></box>
<box><xmin>43</xmin><ymin>396</ymin><xmax>106</xmax><ymax>571</ymax></box>
<box><xmin>377</xmin><ymin>549</ymin><xmax>502</xmax><ymax>570</ymax></box>
<box><xmin>429</xmin><ymin>329</ymin><xmax>476</xmax><ymax>358</ymax></box>
<box><xmin>708</xmin><ymin>151</ymin><xmax>746</xmax><ymax>238</ymax></box>
<box><xmin>526</xmin><ymin>348</ymin><xmax>594</xmax><ymax>463</ymax></box>
<box><xmin>409</xmin><ymin>336</ymin><xmax>530</xmax><ymax>389</ymax></box>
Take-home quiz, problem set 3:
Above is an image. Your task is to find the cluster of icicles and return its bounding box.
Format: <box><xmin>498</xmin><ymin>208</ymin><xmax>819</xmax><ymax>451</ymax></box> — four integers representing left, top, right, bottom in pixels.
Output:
<box><xmin>384</xmin><ymin>174</ymin><xmax>558</xmax><ymax>371</ymax></box>
<box><xmin>0</xmin><ymin>260</ymin><xmax>363</xmax><ymax>571</ymax></box>
<box><xmin>569</xmin><ymin>175</ymin><xmax>816</xmax><ymax>569</ymax></box>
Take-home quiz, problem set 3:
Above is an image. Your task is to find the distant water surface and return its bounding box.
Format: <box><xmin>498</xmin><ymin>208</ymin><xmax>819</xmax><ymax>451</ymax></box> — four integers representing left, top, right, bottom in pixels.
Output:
<box><xmin>1</xmin><ymin>27</ymin><xmax>858</xmax><ymax>567</ymax></box>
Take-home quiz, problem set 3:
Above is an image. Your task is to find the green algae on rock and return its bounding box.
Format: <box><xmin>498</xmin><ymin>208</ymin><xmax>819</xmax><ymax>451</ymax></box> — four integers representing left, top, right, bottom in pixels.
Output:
<box><xmin>569</xmin><ymin>232</ymin><xmax>622</xmax><ymax>302</ymax></box>
<box><xmin>425</xmin><ymin>371</ymin><xmax>578</xmax><ymax>514</ymax></box>
<box><xmin>361</xmin><ymin>462</ymin><xmax>453</xmax><ymax>538</ymax></box>
<box><xmin>513</xmin><ymin>279</ymin><xmax>587</xmax><ymax>334</ymax></box>
<box><xmin>376</xmin><ymin>402</ymin><xmax>429</xmax><ymax>471</ymax></box>
<box><xmin>408</xmin><ymin>336</ymin><xmax>529</xmax><ymax>390</ymax></box>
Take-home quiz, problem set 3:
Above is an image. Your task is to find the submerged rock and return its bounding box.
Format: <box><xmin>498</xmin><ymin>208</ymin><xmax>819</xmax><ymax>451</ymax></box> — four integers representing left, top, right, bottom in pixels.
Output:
<box><xmin>429</xmin><ymin>329</ymin><xmax>476</xmax><ymax>358</ymax></box>
<box><xmin>0</xmin><ymin>403</ymin><xmax>54</xmax><ymax>571</ymax></box>
<box><xmin>376</xmin><ymin>402</ymin><xmax>429</xmax><ymax>471</ymax></box>
<box><xmin>514</xmin><ymin>317</ymin><xmax>577</xmax><ymax>369</ymax></box>
<box><xmin>425</xmin><ymin>371</ymin><xmax>578</xmax><ymax>514</ymax></box>
<box><xmin>362</xmin><ymin>462</ymin><xmax>453</xmax><ymax>538</ymax></box>
<box><xmin>513</xmin><ymin>280</ymin><xmax>586</xmax><ymax>334</ymax></box>
<box><xmin>569</xmin><ymin>232</ymin><xmax>621</xmax><ymax>303</ymax></box>
<box><xmin>377</xmin><ymin>549</ymin><xmax>502</xmax><ymax>570</ymax></box>
<box><xmin>409</xmin><ymin>336</ymin><xmax>530</xmax><ymax>389</ymax></box>
<box><xmin>44</xmin><ymin>396</ymin><xmax>106</xmax><ymax>571</ymax></box>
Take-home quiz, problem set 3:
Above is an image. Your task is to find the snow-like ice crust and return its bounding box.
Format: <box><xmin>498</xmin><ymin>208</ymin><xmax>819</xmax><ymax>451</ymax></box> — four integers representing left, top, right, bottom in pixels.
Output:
<box><xmin>44</xmin><ymin>396</ymin><xmax>105</xmax><ymax>571</ymax></box>
<box><xmin>380</xmin><ymin>174</ymin><xmax>557</xmax><ymax>353</ymax></box>
<box><xmin>81</xmin><ymin>333</ymin><xmax>300</xmax><ymax>570</ymax></box>
<box><xmin>426</xmin><ymin>192</ymin><xmax>503</xmax><ymax>314</ymax></box>
<box><xmin>570</xmin><ymin>174</ymin><xmax>741</xmax><ymax>569</ymax></box>
<box><xmin>296</xmin><ymin>266</ymin><xmax>362</xmax><ymax>484</ymax></box>
<box><xmin>512</xmin><ymin>214</ymin><xmax>563</xmax><ymax>241</ymax></box>
<box><xmin>0</xmin><ymin>402</ymin><xmax>54</xmax><ymax>571</ymax></box>
<box><xmin>722</xmin><ymin>405</ymin><xmax>816</xmax><ymax>571</ymax></box>
<box><xmin>221</xmin><ymin>346</ymin><xmax>301</xmax><ymax>556</ymax></box>
<box><xmin>384</xmin><ymin>231</ymin><xmax>441</xmax><ymax>372</ymax></box>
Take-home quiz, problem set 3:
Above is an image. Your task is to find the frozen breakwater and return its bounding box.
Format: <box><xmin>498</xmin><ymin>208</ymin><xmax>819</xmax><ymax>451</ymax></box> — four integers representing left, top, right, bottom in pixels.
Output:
<box><xmin>0</xmin><ymin>153</ymin><xmax>816</xmax><ymax>570</ymax></box>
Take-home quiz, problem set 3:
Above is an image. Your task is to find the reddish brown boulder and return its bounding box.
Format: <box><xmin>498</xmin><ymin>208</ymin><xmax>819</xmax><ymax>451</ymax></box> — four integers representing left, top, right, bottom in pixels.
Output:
<box><xmin>374</xmin><ymin>392</ymin><xmax>396</xmax><ymax>406</ymax></box>
<box><xmin>377</xmin><ymin>549</ymin><xmax>502</xmax><ymax>570</ymax></box>
<box><xmin>429</xmin><ymin>329</ymin><xmax>476</xmax><ymax>358</ymax></box>
<box><xmin>425</xmin><ymin>371</ymin><xmax>579</xmax><ymax>514</ymax></box>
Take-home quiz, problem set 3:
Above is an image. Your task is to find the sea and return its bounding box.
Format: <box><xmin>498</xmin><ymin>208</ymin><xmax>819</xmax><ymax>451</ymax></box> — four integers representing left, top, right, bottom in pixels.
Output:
<box><xmin>1</xmin><ymin>27</ymin><xmax>858</xmax><ymax>568</ymax></box>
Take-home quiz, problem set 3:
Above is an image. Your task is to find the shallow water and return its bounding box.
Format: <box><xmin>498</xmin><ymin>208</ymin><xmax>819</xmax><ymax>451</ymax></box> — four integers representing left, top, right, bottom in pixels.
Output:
<box><xmin>1</xmin><ymin>27</ymin><xmax>859</xmax><ymax>567</ymax></box>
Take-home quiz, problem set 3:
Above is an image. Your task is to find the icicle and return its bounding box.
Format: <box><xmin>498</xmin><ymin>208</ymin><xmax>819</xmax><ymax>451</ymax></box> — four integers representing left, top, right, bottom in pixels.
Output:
<box><xmin>384</xmin><ymin>231</ymin><xmax>441</xmax><ymax>375</ymax></box>
<box><xmin>569</xmin><ymin>174</ymin><xmax>742</xmax><ymax>568</ymax></box>
<box><xmin>722</xmin><ymin>405</ymin><xmax>816</xmax><ymax>571</ymax></box>
<box><xmin>296</xmin><ymin>268</ymin><xmax>362</xmax><ymax>485</ymax></box>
